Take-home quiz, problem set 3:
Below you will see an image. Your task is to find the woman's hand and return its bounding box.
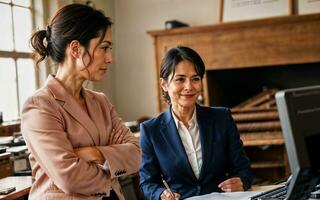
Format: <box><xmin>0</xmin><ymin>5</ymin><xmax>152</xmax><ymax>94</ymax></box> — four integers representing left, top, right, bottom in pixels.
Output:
<box><xmin>74</xmin><ymin>147</ymin><xmax>105</xmax><ymax>165</ymax></box>
<box><xmin>160</xmin><ymin>190</ymin><xmax>180</xmax><ymax>200</ymax></box>
<box><xmin>218</xmin><ymin>177</ymin><xmax>244</xmax><ymax>192</ymax></box>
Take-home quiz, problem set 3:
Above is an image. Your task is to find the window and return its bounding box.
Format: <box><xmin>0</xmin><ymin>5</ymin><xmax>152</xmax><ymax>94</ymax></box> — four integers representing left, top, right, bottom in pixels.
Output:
<box><xmin>0</xmin><ymin>0</ymin><xmax>36</xmax><ymax>121</ymax></box>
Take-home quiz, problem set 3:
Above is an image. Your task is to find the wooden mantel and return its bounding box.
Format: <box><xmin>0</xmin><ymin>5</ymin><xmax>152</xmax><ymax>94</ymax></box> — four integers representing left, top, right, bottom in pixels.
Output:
<box><xmin>148</xmin><ymin>13</ymin><xmax>320</xmax><ymax>71</ymax></box>
<box><xmin>148</xmin><ymin>13</ymin><xmax>320</xmax><ymax>112</ymax></box>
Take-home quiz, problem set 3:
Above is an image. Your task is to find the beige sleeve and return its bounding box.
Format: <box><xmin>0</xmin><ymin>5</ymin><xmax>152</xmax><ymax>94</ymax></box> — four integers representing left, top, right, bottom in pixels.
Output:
<box><xmin>21</xmin><ymin>96</ymin><xmax>111</xmax><ymax>195</ymax></box>
<box><xmin>96</xmin><ymin>95</ymin><xmax>141</xmax><ymax>178</ymax></box>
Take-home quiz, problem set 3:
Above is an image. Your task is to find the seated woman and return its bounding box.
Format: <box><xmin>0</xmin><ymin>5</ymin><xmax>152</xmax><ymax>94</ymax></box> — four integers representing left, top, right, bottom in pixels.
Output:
<box><xmin>139</xmin><ymin>46</ymin><xmax>253</xmax><ymax>200</ymax></box>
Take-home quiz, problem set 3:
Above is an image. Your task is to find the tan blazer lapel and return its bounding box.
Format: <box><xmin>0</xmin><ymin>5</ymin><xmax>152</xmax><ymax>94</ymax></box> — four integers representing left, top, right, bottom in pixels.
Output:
<box><xmin>46</xmin><ymin>75</ymin><xmax>100</xmax><ymax>145</ymax></box>
<box><xmin>83</xmin><ymin>89</ymin><xmax>107</xmax><ymax>145</ymax></box>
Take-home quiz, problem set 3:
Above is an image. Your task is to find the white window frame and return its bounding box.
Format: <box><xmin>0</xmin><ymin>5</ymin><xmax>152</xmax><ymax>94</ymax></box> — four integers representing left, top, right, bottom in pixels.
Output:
<box><xmin>0</xmin><ymin>0</ymin><xmax>39</xmax><ymax>121</ymax></box>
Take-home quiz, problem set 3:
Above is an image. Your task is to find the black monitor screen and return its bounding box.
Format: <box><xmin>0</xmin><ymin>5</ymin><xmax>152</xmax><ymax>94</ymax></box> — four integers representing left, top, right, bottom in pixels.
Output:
<box><xmin>276</xmin><ymin>85</ymin><xmax>320</xmax><ymax>200</ymax></box>
<box><xmin>305</xmin><ymin>133</ymin><xmax>320</xmax><ymax>172</ymax></box>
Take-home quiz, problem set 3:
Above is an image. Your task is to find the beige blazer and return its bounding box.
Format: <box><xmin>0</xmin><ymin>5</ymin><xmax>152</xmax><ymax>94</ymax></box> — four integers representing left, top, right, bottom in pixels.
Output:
<box><xmin>21</xmin><ymin>75</ymin><xmax>141</xmax><ymax>200</ymax></box>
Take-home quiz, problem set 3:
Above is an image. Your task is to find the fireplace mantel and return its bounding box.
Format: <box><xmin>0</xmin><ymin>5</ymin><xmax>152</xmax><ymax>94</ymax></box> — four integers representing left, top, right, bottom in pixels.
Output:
<box><xmin>148</xmin><ymin>13</ymin><xmax>320</xmax><ymax>111</ymax></box>
<box><xmin>148</xmin><ymin>13</ymin><xmax>320</xmax><ymax>71</ymax></box>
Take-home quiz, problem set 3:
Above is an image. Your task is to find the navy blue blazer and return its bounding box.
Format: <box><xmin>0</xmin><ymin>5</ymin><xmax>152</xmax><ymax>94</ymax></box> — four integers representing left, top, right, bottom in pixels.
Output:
<box><xmin>139</xmin><ymin>105</ymin><xmax>253</xmax><ymax>200</ymax></box>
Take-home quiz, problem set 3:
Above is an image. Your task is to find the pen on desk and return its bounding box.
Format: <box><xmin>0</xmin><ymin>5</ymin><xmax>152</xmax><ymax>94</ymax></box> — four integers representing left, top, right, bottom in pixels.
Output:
<box><xmin>161</xmin><ymin>176</ymin><xmax>174</xmax><ymax>197</ymax></box>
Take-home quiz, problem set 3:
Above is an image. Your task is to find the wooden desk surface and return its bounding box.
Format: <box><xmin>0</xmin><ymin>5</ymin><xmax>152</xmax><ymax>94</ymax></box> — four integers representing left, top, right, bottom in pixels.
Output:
<box><xmin>0</xmin><ymin>176</ymin><xmax>32</xmax><ymax>200</ymax></box>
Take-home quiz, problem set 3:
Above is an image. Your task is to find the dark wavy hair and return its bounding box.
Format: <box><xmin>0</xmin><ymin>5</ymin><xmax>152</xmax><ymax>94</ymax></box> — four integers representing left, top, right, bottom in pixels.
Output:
<box><xmin>160</xmin><ymin>46</ymin><xmax>206</xmax><ymax>104</ymax></box>
<box><xmin>30</xmin><ymin>4</ymin><xmax>112</xmax><ymax>67</ymax></box>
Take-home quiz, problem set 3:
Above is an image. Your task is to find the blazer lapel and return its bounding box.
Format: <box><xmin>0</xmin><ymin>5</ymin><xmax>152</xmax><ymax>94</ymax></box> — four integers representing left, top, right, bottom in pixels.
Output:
<box><xmin>83</xmin><ymin>89</ymin><xmax>107</xmax><ymax>145</ymax></box>
<box><xmin>197</xmin><ymin>105</ymin><xmax>215</xmax><ymax>180</ymax></box>
<box><xmin>161</xmin><ymin>107</ymin><xmax>197</xmax><ymax>180</ymax></box>
<box><xmin>46</xmin><ymin>75</ymin><xmax>99</xmax><ymax>145</ymax></box>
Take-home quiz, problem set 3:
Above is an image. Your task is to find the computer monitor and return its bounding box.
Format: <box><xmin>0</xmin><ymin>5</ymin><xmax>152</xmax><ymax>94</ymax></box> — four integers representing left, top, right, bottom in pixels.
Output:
<box><xmin>276</xmin><ymin>85</ymin><xmax>320</xmax><ymax>199</ymax></box>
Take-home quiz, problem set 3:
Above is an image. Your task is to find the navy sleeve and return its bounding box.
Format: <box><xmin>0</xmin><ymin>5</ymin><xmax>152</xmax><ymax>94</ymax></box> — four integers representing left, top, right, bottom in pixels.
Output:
<box><xmin>139</xmin><ymin>123</ymin><xmax>165</xmax><ymax>200</ymax></box>
<box><xmin>225</xmin><ymin>109</ymin><xmax>254</xmax><ymax>190</ymax></box>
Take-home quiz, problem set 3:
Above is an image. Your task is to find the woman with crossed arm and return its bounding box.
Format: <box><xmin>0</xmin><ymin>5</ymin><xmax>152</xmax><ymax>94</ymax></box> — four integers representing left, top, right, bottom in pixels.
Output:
<box><xmin>22</xmin><ymin>4</ymin><xmax>140</xmax><ymax>200</ymax></box>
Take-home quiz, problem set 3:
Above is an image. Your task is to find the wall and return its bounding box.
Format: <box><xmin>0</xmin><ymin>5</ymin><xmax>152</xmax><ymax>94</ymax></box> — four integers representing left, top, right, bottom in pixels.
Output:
<box><xmin>113</xmin><ymin>0</ymin><xmax>220</xmax><ymax>121</ymax></box>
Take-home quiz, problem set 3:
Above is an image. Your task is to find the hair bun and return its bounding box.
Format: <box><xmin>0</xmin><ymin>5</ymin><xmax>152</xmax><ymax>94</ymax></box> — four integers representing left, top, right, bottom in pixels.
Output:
<box><xmin>46</xmin><ymin>25</ymin><xmax>51</xmax><ymax>41</ymax></box>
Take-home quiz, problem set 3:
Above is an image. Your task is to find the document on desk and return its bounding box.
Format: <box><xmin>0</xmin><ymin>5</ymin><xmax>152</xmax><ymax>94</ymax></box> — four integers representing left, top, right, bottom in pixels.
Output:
<box><xmin>186</xmin><ymin>191</ymin><xmax>261</xmax><ymax>200</ymax></box>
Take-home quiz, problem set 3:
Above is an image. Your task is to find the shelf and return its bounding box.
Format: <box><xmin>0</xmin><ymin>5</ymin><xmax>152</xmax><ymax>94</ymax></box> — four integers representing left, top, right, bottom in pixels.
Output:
<box><xmin>244</xmin><ymin>139</ymin><xmax>284</xmax><ymax>146</ymax></box>
<box><xmin>240</xmin><ymin>131</ymin><xmax>284</xmax><ymax>146</ymax></box>
<box><xmin>251</xmin><ymin>161</ymin><xmax>285</xmax><ymax>169</ymax></box>
<box><xmin>0</xmin><ymin>120</ymin><xmax>20</xmax><ymax>128</ymax></box>
<box><xmin>0</xmin><ymin>121</ymin><xmax>20</xmax><ymax>136</ymax></box>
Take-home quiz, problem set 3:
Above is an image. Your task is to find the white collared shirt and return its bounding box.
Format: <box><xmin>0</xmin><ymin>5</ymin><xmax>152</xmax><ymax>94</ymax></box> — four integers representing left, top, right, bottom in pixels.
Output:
<box><xmin>172</xmin><ymin>108</ymin><xmax>202</xmax><ymax>179</ymax></box>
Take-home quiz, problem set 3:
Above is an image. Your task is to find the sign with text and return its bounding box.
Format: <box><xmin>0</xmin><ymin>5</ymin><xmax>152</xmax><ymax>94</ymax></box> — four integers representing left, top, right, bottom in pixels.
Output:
<box><xmin>294</xmin><ymin>0</ymin><xmax>320</xmax><ymax>14</ymax></box>
<box><xmin>220</xmin><ymin>0</ymin><xmax>292</xmax><ymax>22</ymax></box>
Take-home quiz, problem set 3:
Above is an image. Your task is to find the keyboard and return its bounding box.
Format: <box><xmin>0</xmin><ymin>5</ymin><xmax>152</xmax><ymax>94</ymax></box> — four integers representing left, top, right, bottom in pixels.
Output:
<box><xmin>250</xmin><ymin>185</ymin><xmax>287</xmax><ymax>200</ymax></box>
<box><xmin>250</xmin><ymin>184</ymin><xmax>320</xmax><ymax>200</ymax></box>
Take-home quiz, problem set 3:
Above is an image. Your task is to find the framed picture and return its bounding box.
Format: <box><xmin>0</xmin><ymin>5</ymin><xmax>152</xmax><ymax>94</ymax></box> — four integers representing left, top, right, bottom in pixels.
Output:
<box><xmin>293</xmin><ymin>0</ymin><xmax>320</xmax><ymax>15</ymax></box>
<box><xmin>220</xmin><ymin>0</ymin><xmax>293</xmax><ymax>22</ymax></box>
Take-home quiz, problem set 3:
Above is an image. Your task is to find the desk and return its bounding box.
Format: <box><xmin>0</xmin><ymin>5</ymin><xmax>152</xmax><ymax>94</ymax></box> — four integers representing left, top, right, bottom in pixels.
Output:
<box><xmin>186</xmin><ymin>185</ymin><xmax>283</xmax><ymax>200</ymax></box>
<box><xmin>0</xmin><ymin>176</ymin><xmax>32</xmax><ymax>200</ymax></box>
